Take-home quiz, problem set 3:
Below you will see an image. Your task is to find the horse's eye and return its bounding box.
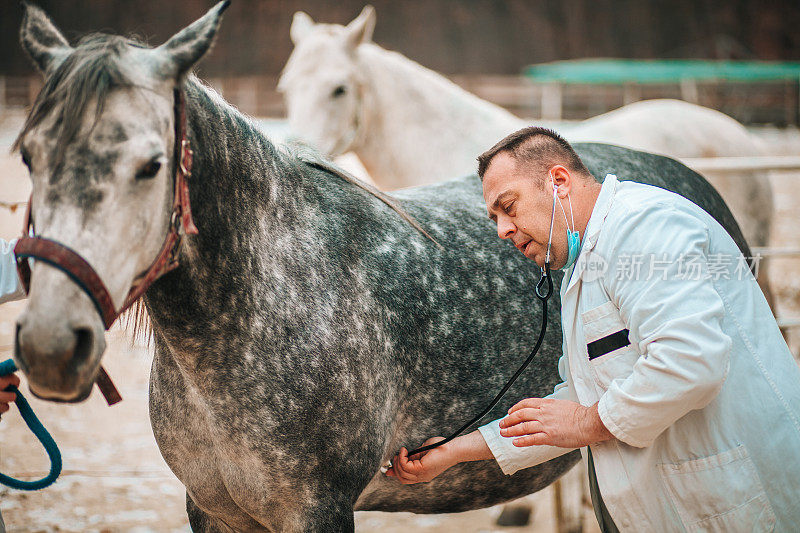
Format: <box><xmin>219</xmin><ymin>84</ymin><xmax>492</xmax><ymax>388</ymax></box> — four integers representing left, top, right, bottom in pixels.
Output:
<box><xmin>331</xmin><ymin>85</ymin><xmax>347</xmax><ymax>98</ymax></box>
<box><xmin>136</xmin><ymin>159</ymin><xmax>162</xmax><ymax>180</ymax></box>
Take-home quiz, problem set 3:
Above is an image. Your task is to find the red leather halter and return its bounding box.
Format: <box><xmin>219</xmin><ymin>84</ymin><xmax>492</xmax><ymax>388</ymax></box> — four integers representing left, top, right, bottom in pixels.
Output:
<box><xmin>13</xmin><ymin>88</ymin><xmax>199</xmax><ymax>406</ymax></box>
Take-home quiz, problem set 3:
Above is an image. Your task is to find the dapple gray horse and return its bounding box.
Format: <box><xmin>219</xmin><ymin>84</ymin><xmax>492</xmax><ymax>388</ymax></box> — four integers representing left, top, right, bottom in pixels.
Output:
<box><xmin>13</xmin><ymin>3</ymin><xmax>751</xmax><ymax>531</ymax></box>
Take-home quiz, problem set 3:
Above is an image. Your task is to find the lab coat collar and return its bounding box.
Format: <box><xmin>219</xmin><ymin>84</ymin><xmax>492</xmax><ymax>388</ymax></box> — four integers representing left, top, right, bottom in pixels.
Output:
<box><xmin>565</xmin><ymin>174</ymin><xmax>619</xmax><ymax>294</ymax></box>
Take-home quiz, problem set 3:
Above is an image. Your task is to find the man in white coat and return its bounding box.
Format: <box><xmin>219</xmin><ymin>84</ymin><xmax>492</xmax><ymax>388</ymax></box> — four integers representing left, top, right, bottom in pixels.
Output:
<box><xmin>0</xmin><ymin>237</ymin><xmax>24</xmax><ymax>532</ymax></box>
<box><xmin>386</xmin><ymin>127</ymin><xmax>800</xmax><ymax>531</ymax></box>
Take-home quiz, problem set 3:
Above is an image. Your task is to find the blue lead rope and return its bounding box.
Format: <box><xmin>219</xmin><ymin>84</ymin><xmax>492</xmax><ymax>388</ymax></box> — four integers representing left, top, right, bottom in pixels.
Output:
<box><xmin>0</xmin><ymin>358</ymin><xmax>61</xmax><ymax>490</ymax></box>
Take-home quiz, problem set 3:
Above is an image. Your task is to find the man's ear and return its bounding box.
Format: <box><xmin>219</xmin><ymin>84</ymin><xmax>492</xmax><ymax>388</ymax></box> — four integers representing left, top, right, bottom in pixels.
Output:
<box><xmin>551</xmin><ymin>166</ymin><xmax>571</xmax><ymax>197</ymax></box>
<box><xmin>290</xmin><ymin>11</ymin><xmax>315</xmax><ymax>45</ymax></box>
<box><xmin>153</xmin><ymin>0</ymin><xmax>231</xmax><ymax>80</ymax></box>
<box><xmin>19</xmin><ymin>2</ymin><xmax>73</xmax><ymax>76</ymax></box>
<box><xmin>344</xmin><ymin>5</ymin><xmax>376</xmax><ymax>51</ymax></box>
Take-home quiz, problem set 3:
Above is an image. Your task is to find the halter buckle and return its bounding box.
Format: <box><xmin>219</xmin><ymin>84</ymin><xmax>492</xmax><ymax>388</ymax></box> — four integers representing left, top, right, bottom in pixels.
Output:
<box><xmin>179</xmin><ymin>139</ymin><xmax>193</xmax><ymax>177</ymax></box>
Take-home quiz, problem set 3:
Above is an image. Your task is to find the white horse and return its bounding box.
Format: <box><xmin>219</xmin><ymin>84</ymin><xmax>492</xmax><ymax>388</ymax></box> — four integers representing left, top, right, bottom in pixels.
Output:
<box><xmin>278</xmin><ymin>5</ymin><xmax>774</xmax><ymax>305</ymax></box>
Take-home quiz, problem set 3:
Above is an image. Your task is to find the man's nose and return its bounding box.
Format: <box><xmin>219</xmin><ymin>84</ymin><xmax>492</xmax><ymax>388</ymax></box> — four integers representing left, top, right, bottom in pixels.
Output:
<box><xmin>497</xmin><ymin>217</ymin><xmax>516</xmax><ymax>239</ymax></box>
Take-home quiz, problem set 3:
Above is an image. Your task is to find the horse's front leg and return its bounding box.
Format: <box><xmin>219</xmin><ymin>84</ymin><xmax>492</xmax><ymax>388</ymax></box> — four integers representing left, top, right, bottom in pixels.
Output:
<box><xmin>298</xmin><ymin>496</ymin><xmax>356</xmax><ymax>533</ymax></box>
<box><xmin>188</xmin><ymin>487</ymin><xmax>358</xmax><ymax>533</ymax></box>
<box><xmin>186</xmin><ymin>492</ymin><xmax>266</xmax><ymax>532</ymax></box>
<box><xmin>187</xmin><ymin>493</ymin><xmax>230</xmax><ymax>532</ymax></box>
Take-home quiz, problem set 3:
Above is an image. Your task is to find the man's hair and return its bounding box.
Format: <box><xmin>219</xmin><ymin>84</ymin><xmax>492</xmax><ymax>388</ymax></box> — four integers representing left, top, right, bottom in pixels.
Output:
<box><xmin>476</xmin><ymin>126</ymin><xmax>590</xmax><ymax>183</ymax></box>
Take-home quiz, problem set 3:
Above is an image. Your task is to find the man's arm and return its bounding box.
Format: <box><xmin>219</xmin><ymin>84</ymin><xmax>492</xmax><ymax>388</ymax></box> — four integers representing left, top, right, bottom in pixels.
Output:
<box><xmin>596</xmin><ymin>204</ymin><xmax>732</xmax><ymax>448</ymax></box>
<box><xmin>0</xmin><ymin>238</ymin><xmax>25</xmax><ymax>305</ymax></box>
<box><xmin>478</xmin><ymin>352</ymin><xmax>581</xmax><ymax>475</ymax></box>
<box><xmin>386</xmin><ymin>431</ymin><xmax>493</xmax><ymax>484</ymax></box>
<box><xmin>388</xmin><ymin>350</ymin><xmax>580</xmax><ymax>482</ymax></box>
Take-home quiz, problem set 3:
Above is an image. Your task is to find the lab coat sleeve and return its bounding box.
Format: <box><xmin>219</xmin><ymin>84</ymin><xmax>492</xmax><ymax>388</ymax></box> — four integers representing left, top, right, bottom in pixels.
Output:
<box><xmin>0</xmin><ymin>238</ymin><xmax>25</xmax><ymax>305</ymax></box>
<box><xmin>479</xmin><ymin>339</ymin><xmax>578</xmax><ymax>475</ymax></box>
<box><xmin>597</xmin><ymin>204</ymin><xmax>732</xmax><ymax>448</ymax></box>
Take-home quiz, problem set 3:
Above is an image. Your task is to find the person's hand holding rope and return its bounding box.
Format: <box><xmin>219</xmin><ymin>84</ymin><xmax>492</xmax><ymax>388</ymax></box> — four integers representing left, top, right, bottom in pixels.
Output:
<box><xmin>0</xmin><ymin>372</ymin><xmax>20</xmax><ymax>420</ymax></box>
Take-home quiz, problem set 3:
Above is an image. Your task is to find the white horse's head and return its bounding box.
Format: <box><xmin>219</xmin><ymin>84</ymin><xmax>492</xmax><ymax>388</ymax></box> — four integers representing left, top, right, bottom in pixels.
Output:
<box><xmin>13</xmin><ymin>2</ymin><xmax>228</xmax><ymax>402</ymax></box>
<box><xmin>278</xmin><ymin>6</ymin><xmax>376</xmax><ymax>157</ymax></box>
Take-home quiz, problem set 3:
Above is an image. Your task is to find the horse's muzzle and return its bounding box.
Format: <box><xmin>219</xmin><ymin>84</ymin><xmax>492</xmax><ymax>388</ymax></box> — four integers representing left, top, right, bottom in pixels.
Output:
<box><xmin>14</xmin><ymin>297</ymin><xmax>106</xmax><ymax>403</ymax></box>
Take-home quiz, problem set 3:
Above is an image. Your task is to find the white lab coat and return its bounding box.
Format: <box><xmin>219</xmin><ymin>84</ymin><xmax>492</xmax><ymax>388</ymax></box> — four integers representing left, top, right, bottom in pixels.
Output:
<box><xmin>480</xmin><ymin>174</ymin><xmax>800</xmax><ymax>531</ymax></box>
<box><xmin>0</xmin><ymin>239</ymin><xmax>24</xmax><ymax>305</ymax></box>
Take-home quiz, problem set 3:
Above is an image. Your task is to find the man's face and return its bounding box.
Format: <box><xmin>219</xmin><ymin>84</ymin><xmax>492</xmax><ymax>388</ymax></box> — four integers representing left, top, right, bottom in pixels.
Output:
<box><xmin>483</xmin><ymin>153</ymin><xmax>567</xmax><ymax>269</ymax></box>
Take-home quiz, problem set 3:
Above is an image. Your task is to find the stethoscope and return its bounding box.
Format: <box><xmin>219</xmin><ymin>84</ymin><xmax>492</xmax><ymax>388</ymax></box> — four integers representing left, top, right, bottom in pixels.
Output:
<box><xmin>405</xmin><ymin>183</ymin><xmax>561</xmax><ymax>457</ymax></box>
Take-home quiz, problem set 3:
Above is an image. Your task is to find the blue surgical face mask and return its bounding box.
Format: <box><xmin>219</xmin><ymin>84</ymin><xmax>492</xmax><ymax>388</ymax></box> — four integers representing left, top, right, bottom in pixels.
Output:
<box><xmin>546</xmin><ymin>180</ymin><xmax>582</xmax><ymax>271</ymax></box>
<box><xmin>563</xmin><ymin>223</ymin><xmax>581</xmax><ymax>270</ymax></box>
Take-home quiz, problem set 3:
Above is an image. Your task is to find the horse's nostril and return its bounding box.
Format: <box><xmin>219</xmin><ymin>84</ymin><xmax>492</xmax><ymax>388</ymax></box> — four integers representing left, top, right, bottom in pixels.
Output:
<box><xmin>72</xmin><ymin>328</ymin><xmax>93</xmax><ymax>368</ymax></box>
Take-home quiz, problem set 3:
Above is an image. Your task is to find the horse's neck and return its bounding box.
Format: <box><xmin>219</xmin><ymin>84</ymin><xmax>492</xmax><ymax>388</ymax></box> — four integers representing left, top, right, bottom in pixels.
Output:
<box><xmin>146</xmin><ymin>81</ymin><xmax>301</xmax><ymax>352</ymax></box>
<box><xmin>183</xmin><ymin>83</ymin><xmax>290</xmax><ymax>247</ymax></box>
<box><xmin>354</xmin><ymin>45</ymin><xmax>524</xmax><ymax>189</ymax></box>
<box><xmin>147</xmin><ymin>82</ymin><xmax>399</xmax><ymax>367</ymax></box>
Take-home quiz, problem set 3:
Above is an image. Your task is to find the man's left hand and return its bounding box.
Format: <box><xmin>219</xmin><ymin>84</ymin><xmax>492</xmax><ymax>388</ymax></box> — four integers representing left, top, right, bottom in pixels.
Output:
<box><xmin>499</xmin><ymin>398</ymin><xmax>613</xmax><ymax>448</ymax></box>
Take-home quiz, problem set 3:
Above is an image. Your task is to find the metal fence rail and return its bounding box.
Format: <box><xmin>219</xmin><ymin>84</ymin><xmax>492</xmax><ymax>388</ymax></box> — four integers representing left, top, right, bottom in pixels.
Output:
<box><xmin>681</xmin><ymin>155</ymin><xmax>800</xmax><ymax>173</ymax></box>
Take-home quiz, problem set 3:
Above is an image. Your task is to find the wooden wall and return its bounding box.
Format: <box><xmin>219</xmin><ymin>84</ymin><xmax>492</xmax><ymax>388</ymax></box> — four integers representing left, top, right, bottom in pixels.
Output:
<box><xmin>1</xmin><ymin>0</ymin><xmax>798</xmax><ymax>78</ymax></box>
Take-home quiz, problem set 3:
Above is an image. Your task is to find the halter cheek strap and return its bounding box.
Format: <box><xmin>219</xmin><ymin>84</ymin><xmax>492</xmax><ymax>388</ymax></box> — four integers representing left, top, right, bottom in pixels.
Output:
<box><xmin>13</xmin><ymin>88</ymin><xmax>198</xmax><ymax>406</ymax></box>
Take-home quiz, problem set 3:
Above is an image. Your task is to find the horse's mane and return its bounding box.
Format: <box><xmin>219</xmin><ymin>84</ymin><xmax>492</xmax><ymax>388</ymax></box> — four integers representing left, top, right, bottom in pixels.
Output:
<box><xmin>123</xmin><ymin>142</ymin><xmax>442</xmax><ymax>347</ymax></box>
<box><xmin>287</xmin><ymin>143</ymin><xmax>440</xmax><ymax>247</ymax></box>
<box><xmin>12</xmin><ymin>33</ymin><xmax>144</xmax><ymax>165</ymax></box>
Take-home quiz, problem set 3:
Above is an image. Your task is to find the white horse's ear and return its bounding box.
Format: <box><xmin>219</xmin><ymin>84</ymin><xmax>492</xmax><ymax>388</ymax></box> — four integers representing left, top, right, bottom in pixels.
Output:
<box><xmin>344</xmin><ymin>5</ymin><xmax>376</xmax><ymax>50</ymax></box>
<box><xmin>19</xmin><ymin>2</ymin><xmax>72</xmax><ymax>76</ymax></box>
<box><xmin>290</xmin><ymin>11</ymin><xmax>315</xmax><ymax>45</ymax></box>
<box><xmin>155</xmin><ymin>0</ymin><xmax>231</xmax><ymax>80</ymax></box>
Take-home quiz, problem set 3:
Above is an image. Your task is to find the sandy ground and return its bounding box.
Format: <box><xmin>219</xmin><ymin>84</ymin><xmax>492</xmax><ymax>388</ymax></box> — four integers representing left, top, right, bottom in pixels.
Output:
<box><xmin>0</xmin><ymin>108</ymin><xmax>797</xmax><ymax>532</ymax></box>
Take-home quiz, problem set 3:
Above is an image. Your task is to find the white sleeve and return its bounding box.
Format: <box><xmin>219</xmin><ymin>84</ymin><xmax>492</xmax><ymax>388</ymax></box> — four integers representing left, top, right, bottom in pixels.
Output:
<box><xmin>0</xmin><ymin>238</ymin><xmax>25</xmax><ymax>305</ymax></box>
<box><xmin>597</xmin><ymin>205</ymin><xmax>731</xmax><ymax>448</ymax></box>
<box><xmin>478</xmin><ymin>341</ymin><xmax>578</xmax><ymax>475</ymax></box>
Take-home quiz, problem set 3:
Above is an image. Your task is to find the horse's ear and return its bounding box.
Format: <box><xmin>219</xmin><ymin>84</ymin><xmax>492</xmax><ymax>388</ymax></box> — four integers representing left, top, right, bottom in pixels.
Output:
<box><xmin>155</xmin><ymin>0</ymin><xmax>231</xmax><ymax>80</ymax></box>
<box><xmin>19</xmin><ymin>2</ymin><xmax>72</xmax><ymax>76</ymax></box>
<box><xmin>344</xmin><ymin>5</ymin><xmax>376</xmax><ymax>50</ymax></box>
<box><xmin>290</xmin><ymin>11</ymin><xmax>315</xmax><ymax>45</ymax></box>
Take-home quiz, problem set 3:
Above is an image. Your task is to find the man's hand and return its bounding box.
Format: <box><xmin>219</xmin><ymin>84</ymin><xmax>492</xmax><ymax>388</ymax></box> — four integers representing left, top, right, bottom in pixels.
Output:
<box><xmin>499</xmin><ymin>398</ymin><xmax>613</xmax><ymax>448</ymax></box>
<box><xmin>0</xmin><ymin>373</ymin><xmax>20</xmax><ymax>417</ymax></box>
<box><xmin>386</xmin><ymin>431</ymin><xmax>494</xmax><ymax>484</ymax></box>
<box><xmin>386</xmin><ymin>437</ymin><xmax>453</xmax><ymax>484</ymax></box>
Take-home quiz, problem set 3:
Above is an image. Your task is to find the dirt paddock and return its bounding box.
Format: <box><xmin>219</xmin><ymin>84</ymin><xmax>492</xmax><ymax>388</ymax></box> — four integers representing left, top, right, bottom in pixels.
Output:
<box><xmin>0</xmin><ymin>110</ymin><xmax>797</xmax><ymax>532</ymax></box>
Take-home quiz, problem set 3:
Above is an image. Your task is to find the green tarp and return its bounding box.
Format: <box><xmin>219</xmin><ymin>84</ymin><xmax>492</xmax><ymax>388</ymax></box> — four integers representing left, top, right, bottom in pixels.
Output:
<box><xmin>523</xmin><ymin>59</ymin><xmax>800</xmax><ymax>84</ymax></box>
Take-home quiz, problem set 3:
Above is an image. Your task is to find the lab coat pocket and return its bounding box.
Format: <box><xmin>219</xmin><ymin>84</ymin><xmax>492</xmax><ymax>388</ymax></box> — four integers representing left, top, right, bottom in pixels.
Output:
<box><xmin>658</xmin><ymin>445</ymin><xmax>776</xmax><ymax>532</ymax></box>
<box><xmin>581</xmin><ymin>302</ymin><xmax>638</xmax><ymax>390</ymax></box>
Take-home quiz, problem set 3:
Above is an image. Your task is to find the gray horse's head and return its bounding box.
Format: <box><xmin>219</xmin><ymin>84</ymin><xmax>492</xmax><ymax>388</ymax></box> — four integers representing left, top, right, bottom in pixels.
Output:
<box><xmin>278</xmin><ymin>6</ymin><xmax>376</xmax><ymax>156</ymax></box>
<box><xmin>13</xmin><ymin>1</ymin><xmax>229</xmax><ymax>402</ymax></box>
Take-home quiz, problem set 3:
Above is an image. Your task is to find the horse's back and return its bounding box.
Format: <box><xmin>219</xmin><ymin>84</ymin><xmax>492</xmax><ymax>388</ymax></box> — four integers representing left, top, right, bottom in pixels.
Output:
<box><xmin>567</xmin><ymin>99</ymin><xmax>760</xmax><ymax>158</ymax></box>
<box><xmin>390</xmin><ymin>142</ymin><xmax>749</xmax><ymax>257</ymax></box>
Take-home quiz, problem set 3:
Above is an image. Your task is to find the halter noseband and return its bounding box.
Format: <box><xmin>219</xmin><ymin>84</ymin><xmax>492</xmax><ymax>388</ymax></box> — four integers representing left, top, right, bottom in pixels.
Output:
<box><xmin>13</xmin><ymin>88</ymin><xmax>198</xmax><ymax>406</ymax></box>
